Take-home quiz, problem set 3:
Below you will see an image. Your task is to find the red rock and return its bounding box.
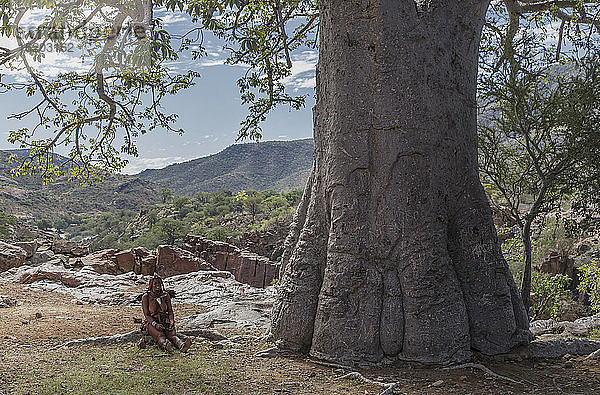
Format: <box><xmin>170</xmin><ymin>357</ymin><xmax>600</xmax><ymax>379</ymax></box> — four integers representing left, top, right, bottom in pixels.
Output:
<box><xmin>114</xmin><ymin>250</ymin><xmax>135</xmax><ymax>273</ymax></box>
<box><xmin>156</xmin><ymin>245</ymin><xmax>216</xmax><ymax>278</ymax></box>
<box><xmin>182</xmin><ymin>236</ymin><xmax>280</xmax><ymax>288</ymax></box>
<box><xmin>19</xmin><ymin>265</ymin><xmax>82</xmax><ymax>287</ymax></box>
<box><xmin>141</xmin><ymin>256</ymin><xmax>157</xmax><ymax>275</ymax></box>
<box><xmin>0</xmin><ymin>242</ymin><xmax>28</xmax><ymax>272</ymax></box>
<box><xmin>52</xmin><ymin>240</ymin><xmax>89</xmax><ymax>257</ymax></box>
<box><xmin>14</xmin><ymin>241</ymin><xmax>38</xmax><ymax>259</ymax></box>
<box><xmin>80</xmin><ymin>249</ymin><xmax>119</xmax><ymax>275</ymax></box>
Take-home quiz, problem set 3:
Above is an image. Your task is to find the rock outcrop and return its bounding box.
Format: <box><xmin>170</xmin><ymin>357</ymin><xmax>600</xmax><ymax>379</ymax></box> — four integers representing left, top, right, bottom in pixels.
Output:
<box><xmin>30</xmin><ymin>249</ymin><xmax>57</xmax><ymax>265</ymax></box>
<box><xmin>0</xmin><ymin>259</ymin><xmax>274</xmax><ymax>327</ymax></box>
<box><xmin>0</xmin><ymin>295</ymin><xmax>22</xmax><ymax>308</ymax></box>
<box><xmin>227</xmin><ymin>222</ymin><xmax>290</xmax><ymax>261</ymax></box>
<box><xmin>79</xmin><ymin>249</ymin><xmax>121</xmax><ymax>274</ymax></box>
<box><xmin>530</xmin><ymin>313</ymin><xmax>600</xmax><ymax>337</ymax></box>
<box><xmin>0</xmin><ymin>241</ymin><xmax>27</xmax><ymax>272</ymax></box>
<box><xmin>14</xmin><ymin>241</ymin><xmax>38</xmax><ymax>259</ymax></box>
<box><xmin>156</xmin><ymin>245</ymin><xmax>216</xmax><ymax>278</ymax></box>
<box><xmin>529</xmin><ymin>338</ymin><xmax>600</xmax><ymax>358</ymax></box>
<box><xmin>539</xmin><ymin>251</ymin><xmax>574</xmax><ymax>277</ymax></box>
<box><xmin>52</xmin><ymin>240</ymin><xmax>89</xmax><ymax>257</ymax></box>
<box><xmin>183</xmin><ymin>235</ymin><xmax>279</xmax><ymax>288</ymax></box>
<box><xmin>1</xmin><ymin>234</ymin><xmax>279</xmax><ymax>289</ymax></box>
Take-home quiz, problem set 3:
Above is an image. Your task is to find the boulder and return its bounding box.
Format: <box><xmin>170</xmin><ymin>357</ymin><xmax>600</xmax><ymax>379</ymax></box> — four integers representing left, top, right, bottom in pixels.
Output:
<box><xmin>530</xmin><ymin>313</ymin><xmax>600</xmax><ymax>337</ymax></box>
<box><xmin>114</xmin><ymin>250</ymin><xmax>136</xmax><ymax>273</ymax></box>
<box><xmin>1</xmin><ymin>263</ymin><xmax>145</xmax><ymax>305</ymax></box>
<box><xmin>80</xmin><ymin>249</ymin><xmax>120</xmax><ymax>275</ymax></box>
<box><xmin>14</xmin><ymin>241</ymin><xmax>38</xmax><ymax>258</ymax></box>
<box><xmin>156</xmin><ymin>245</ymin><xmax>216</xmax><ymax>278</ymax></box>
<box><xmin>51</xmin><ymin>240</ymin><xmax>89</xmax><ymax>257</ymax></box>
<box><xmin>184</xmin><ymin>235</ymin><xmax>280</xmax><ymax>288</ymax></box>
<box><xmin>179</xmin><ymin>300</ymin><xmax>273</xmax><ymax>330</ymax></box>
<box><xmin>132</xmin><ymin>247</ymin><xmax>156</xmax><ymax>275</ymax></box>
<box><xmin>0</xmin><ymin>241</ymin><xmax>28</xmax><ymax>272</ymax></box>
<box><xmin>29</xmin><ymin>250</ymin><xmax>56</xmax><ymax>265</ymax></box>
<box><xmin>18</xmin><ymin>260</ymin><xmax>83</xmax><ymax>287</ymax></box>
<box><xmin>539</xmin><ymin>251</ymin><xmax>574</xmax><ymax>277</ymax></box>
<box><xmin>140</xmin><ymin>256</ymin><xmax>157</xmax><ymax>275</ymax></box>
<box><xmin>529</xmin><ymin>338</ymin><xmax>600</xmax><ymax>358</ymax></box>
<box><xmin>0</xmin><ymin>295</ymin><xmax>22</xmax><ymax>308</ymax></box>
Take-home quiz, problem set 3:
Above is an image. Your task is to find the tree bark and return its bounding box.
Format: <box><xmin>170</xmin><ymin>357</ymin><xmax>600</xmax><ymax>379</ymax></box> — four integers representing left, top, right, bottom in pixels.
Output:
<box><xmin>272</xmin><ymin>0</ymin><xmax>531</xmax><ymax>365</ymax></box>
<box><xmin>520</xmin><ymin>221</ymin><xmax>533</xmax><ymax>314</ymax></box>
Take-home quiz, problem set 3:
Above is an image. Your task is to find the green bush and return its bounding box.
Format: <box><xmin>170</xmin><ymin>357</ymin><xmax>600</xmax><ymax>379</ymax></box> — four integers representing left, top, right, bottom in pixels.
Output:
<box><xmin>65</xmin><ymin>189</ymin><xmax>299</xmax><ymax>251</ymax></box>
<box><xmin>577</xmin><ymin>260</ymin><xmax>600</xmax><ymax>313</ymax></box>
<box><xmin>530</xmin><ymin>272</ymin><xmax>571</xmax><ymax>320</ymax></box>
<box><xmin>205</xmin><ymin>226</ymin><xmax>229</xmax><ymax>242</ymax></box>
<box><xmin>497</xmin><ymin>225</ymin><xmax>523</xmax><ymax>283</ymax></box>
<box><xmin>497</xmin><ymin>224</ymin><xmax>571</xmax><ymax>320</ymax></box>
<box><xmin>0</xmin><ymin>211</ymin><xmax>16</xmax><ymax>239</ymax></box>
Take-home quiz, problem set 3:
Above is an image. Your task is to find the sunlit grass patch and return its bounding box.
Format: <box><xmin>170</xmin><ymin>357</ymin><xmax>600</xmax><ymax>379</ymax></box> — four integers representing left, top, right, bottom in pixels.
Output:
<box><xmin>12</xmin><ymin>343</ymin><xmax>230</xmax><ymax>395</ymax></box>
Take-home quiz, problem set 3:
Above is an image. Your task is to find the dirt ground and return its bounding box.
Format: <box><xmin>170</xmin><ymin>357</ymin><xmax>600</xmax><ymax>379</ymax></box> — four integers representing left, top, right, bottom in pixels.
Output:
<box><xmin>1</xmin><ymin>281</ymin><xmax>599</xmax><ymax>394</ymax></box>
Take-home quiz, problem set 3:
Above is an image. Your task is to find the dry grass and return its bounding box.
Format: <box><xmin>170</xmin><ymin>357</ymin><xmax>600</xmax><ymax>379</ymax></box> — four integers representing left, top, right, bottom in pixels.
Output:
<box><xmin>1</xmin><ymin>281</ymin><xmax>600</xmax><ymax>394</ymax></box>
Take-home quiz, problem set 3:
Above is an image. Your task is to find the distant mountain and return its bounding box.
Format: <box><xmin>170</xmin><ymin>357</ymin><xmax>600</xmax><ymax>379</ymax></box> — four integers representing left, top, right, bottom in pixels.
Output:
<box><xmin>138</xmin><ymin>139</ymin><xmax>314</xmax><ymax>196</ymax></box>
<box><xmin>0</xmin><ymin>150</ymin><xmax>161</xmax><ymax>220</ymax></box>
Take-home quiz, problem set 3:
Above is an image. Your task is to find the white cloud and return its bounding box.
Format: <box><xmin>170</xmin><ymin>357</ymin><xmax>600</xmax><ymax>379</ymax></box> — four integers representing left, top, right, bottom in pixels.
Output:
<box><xmin>198</xmin><ymin>58</ymin><xmax>227</xmax><ymax>67</ymax></box>
<box><xmin>159</xmin><ymin>13</ymin><xmax>188</xmax><ymax>26</ymax></box>
<box><xmin>283</xmin><ymin>50</ymin><xmax>318</xmax><ymax>90</ymax></box>
<box><xmin>122</xmin><ymin>156</ymin><xmax>190</xmax><ymax>174</ymax></box>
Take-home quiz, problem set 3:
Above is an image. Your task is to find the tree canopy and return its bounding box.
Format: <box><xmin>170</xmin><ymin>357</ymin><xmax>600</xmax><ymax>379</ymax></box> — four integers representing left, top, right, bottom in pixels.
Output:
<box><xmin>0</xmin><ymin>1</ymin><xmax>597</xmax><ymax>181</ymax></box>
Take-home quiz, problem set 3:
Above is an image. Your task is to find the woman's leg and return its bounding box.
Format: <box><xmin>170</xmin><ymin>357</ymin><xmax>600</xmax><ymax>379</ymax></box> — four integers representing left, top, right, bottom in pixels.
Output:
<box><xmin>147</xmin><ymin>324</ymin><xmax>172</xmax><ymax>351</ymax></box>
<box><xmin>166</xmin><ymin>329</ymin><xmax>192</xmax><ymax>352</ymax></box>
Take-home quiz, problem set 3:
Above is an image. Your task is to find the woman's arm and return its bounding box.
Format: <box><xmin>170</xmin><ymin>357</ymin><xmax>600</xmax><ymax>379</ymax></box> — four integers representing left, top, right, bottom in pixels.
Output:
<box><xmin>166</xmin><ymin>293</ymin><xmax>175</xmax><ymax>329</ymax></box>
<box><xmin>142</xmin><ymin>293</ymin><xmax>152</xmax><ymax>324</ymax></box>
<box><xmin>143</xmin><ymin>293</ymin><xmax>165</xmax><ymax>330</ymax></box>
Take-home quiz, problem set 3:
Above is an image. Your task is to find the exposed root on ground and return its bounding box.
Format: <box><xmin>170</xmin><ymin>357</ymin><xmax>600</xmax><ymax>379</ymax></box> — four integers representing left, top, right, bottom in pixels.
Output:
<box><xmin>338</xmin><ymin>372</ymin><xmax>401</xmax><ymax>395</ymax></box>
<box><xmin>307</xmin><ymin>358</ymin><xmax>352</xmax><ymax>370</ymax></box>
<box><xmin>443</xmin><ymin>362</ymin><xmax>522</xmax><ymax>384</ymax></box>
<box><xmin>55</xmin><ymin>328</ymin><xmax>227</xmax><ymax>348</ymax></box>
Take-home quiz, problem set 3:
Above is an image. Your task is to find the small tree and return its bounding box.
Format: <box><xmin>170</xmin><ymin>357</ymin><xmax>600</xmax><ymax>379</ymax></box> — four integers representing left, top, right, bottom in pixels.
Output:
<box><xmin>0</xmin><ymin>211</ymin><xmax>15</xmax><ymax>239</ymax></box>
<box><xmin>235</xmin><ymin>191</ymin><xmax>263</xmax><ymax>224</ymax></box>
<box><xmin>160</xmin><ymin>188</ymin><xmax>173</xmax><ymax>204</ymax></box>
<box><xmin>578</xmin><ymin>260</ymin><xmax>600</xmax><ymax>314</ymax></box>
<box><xmin>156</xmin><ymin>218</ymin><xmax>188</xmax><ymax>246</ymax></box>
<box><xmin>479</xmin><ymin>58</ymin><xmax>600</xmax><ymax>313</ymax></box>
<box><xmin>530</xmin><ymin>273</ymin><xmax>570</xmax><ymax>320</ymax></box>
<box><xmin>146</xmin><ymin>209</ymin><xmax>159</xmax><ymax>230</ymax></box>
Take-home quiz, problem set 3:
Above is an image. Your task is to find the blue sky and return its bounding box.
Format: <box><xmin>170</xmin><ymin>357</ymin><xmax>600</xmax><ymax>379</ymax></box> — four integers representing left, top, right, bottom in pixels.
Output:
<box><xmin>0</xmin><ymin>8</ymin><xmax>317</xmax><ymax>174</ymax></box>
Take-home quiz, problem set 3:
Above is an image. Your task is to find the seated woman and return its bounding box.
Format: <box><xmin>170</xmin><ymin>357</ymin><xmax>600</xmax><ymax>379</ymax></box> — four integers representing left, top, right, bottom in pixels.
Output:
<box><xmin>142</xmin><ymin>274</ymin><xmax>192</xmax><ymax>352</ymax></box>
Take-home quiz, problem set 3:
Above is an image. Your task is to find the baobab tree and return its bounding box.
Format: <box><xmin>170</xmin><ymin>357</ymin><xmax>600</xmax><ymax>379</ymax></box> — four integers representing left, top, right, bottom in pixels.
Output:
<box><xmin>1</xmin><ymin>0</ymin><xmax>599</xmax><ymax>365</ymax></box>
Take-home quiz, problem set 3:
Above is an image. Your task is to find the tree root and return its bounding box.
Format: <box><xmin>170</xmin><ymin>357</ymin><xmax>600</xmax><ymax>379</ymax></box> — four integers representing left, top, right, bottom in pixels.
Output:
<box><xmin>55</xmin><ymin>329</ymin><xmax>227</xmax><ymax>348</ymax></box>
<box><xmin>338</xmin><ymin>372</ymin><xmax>401</xmax><ymax>395</ymax></box>
<box><xmin>308</xmin><ymin>358</ymin><xmax>352</xmax><ymax>370</ymax></box>
<box><xmin>254</xmin><ymin>346</ymin><xmax>300</xmax><ymax>358</ymax></box>
<box><xmin>585</xmin><ymin>348</ymin><xmax>600</xmax><ymax>360</ymax></box>
<box><xmin>443</xmin><ymin>363</ymin><xmax>522</xmax><ymax>385</ymax></box>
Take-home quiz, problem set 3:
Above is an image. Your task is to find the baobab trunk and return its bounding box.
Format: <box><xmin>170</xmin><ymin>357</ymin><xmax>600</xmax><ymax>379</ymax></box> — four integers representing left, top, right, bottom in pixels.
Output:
<box><xmin>272</xmin><ymin>0</ymin><xmax>531</xmax><ymax>365</ymax></box>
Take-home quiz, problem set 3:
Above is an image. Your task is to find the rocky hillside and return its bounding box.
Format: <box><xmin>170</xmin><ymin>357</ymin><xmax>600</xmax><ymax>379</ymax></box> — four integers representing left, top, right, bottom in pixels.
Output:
<box><xmin>0</xmin><ymin>150</ymin><xmax>161</xmax><ymax>221</ymax></box>
<box><xmin>138</xmin><ymin>139</ymin><xmax>314</xmax><ymax>196</ymax></box>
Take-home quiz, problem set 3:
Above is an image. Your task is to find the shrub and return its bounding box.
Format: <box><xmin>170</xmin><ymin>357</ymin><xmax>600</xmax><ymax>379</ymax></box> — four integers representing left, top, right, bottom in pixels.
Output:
<box><xmin>530</xmin><ymin>272</ymin><xmax>571</xmax><ymax>320</ymax></box>
<box><xmin>497</xmin><ymin>225</ymin><xmax>523</xmax><ymax>283</ymax></box>
<box><xmin>0</xmin><ymin>211</ymin><xmax>16</xmax><ymax>239</ymax></box>
<box><xmin>577</xmin><ymin>259</ymin><xmax>600</xmax><ymax>313</ymax></box>
<box><xmin>205</xmin><ymin>226</ymin><xmax>229</xmax><ymax>242</ymax></box>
